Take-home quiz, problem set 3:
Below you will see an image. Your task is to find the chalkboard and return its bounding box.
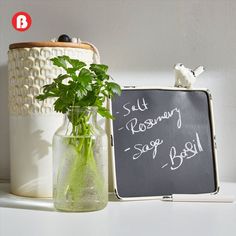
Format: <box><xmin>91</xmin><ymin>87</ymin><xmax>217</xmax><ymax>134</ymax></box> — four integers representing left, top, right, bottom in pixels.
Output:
<box><xmin>110</xmin><ymin>88</ymin><xmax>218</xmax><ymax>199</ymax></box>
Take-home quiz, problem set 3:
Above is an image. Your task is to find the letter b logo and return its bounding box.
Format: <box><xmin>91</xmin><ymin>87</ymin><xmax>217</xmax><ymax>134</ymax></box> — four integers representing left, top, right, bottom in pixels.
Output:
<box><xmin>16</xmin><ymin>15</ymin><xmax>28</xmax><ymax>29</ymax></box>
<box><xmin>12</xmin><ymin>12</ymin><xmax>32</xmax><ymax>32</ymax></box>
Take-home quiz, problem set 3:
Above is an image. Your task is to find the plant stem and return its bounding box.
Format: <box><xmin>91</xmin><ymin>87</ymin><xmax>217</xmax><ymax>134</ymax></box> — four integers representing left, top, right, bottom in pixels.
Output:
<box><xmin>62</xmin><ymin>111</ymin><xmax>104</xmax><ymax>207</ymax></box>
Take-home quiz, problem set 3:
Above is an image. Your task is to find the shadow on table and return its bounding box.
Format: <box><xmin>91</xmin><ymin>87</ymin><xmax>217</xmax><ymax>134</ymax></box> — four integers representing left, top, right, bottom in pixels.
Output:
<box><xmin>0</xmin><ymin>184</ymin><xmax>121</xmax><ymax>212</ymax></box>
<box><xmin>0</xmin><ymin>183</ymin><xmax>54</xmax><ymax>212</ymax></box>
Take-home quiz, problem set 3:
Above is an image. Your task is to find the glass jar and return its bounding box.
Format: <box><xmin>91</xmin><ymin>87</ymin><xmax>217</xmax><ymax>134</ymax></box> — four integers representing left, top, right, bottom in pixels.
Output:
<box><xmin>53</xmin><ymin>106</ymin><xmax>108</xmax><ymax>211</ymax></box>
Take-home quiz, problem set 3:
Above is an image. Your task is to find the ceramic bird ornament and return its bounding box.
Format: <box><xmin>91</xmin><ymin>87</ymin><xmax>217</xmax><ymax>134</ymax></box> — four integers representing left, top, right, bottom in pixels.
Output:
<box><xmin>174</xmin><ymin>63</ymin><xmax>205</xmax><ymax>89</ymax></box>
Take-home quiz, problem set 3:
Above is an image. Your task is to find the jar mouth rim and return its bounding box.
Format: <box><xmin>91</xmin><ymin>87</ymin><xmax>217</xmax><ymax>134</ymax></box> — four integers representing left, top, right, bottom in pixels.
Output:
<box><xmin>68</xmin><ymin>106</ymin><xmax>98</xmax><ymax>111</ymax></box>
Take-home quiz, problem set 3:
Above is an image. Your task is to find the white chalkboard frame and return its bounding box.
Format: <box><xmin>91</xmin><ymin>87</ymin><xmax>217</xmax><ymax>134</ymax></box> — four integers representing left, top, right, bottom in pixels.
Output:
<box><xmin>108</xmin><ymin>86</ymin><xmax>219</xmax><ymax>201</ymax></box>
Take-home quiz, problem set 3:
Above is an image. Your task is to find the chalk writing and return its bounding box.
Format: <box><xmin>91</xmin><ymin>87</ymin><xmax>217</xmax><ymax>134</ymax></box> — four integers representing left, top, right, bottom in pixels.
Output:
<box><xmin>128</xmin><ymin>138</ymin><xmax>164</xmax><ymax>160</ymax></box>
<box><xmin>161</xmin><ymin>132</ymin><xmax>203</xmax><ymax>170</ymax></box>
<box><xmin>125</xmin><ymin>107</ymin><xmax>182</xmax><ymax>135</ymax></box>
<box><xmin>122</xmin><ymin>98</ymin><xmax>148</xmax><ymax>117</ymax></box>
<box><xmin>115</xmin><ymin>95</ymin><xmax>206</xmax><ymax>172</ymax></box>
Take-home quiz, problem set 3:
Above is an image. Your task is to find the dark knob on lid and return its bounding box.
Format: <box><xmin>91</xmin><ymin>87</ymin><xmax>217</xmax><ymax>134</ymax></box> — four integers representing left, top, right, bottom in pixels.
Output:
<box><xmin>58</xmin><ymin>34</ymin><xmax>72</xmax><ymax>42</ymax></box>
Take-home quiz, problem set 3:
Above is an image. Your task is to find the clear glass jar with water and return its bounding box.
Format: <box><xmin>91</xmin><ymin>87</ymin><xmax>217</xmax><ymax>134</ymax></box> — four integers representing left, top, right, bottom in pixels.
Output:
<box><xmin>53</xmin><ymin>106</ymin><xmax>108</xmax><ymax>211</ymax></box>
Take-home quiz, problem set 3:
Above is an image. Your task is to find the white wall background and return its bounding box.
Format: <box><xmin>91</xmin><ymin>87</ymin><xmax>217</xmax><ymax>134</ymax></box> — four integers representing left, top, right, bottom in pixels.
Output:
<box><xmin>0</xmin><ymin>0</ymin><xmax>235</xmax><ymax>181</ymax></box>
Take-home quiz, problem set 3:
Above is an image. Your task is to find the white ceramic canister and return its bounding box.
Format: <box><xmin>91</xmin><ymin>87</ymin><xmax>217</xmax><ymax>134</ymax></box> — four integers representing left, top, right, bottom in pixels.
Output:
<box><xmin>8</xmin><ymin>41</ymin><xmax>99</xmax><ymax>197</ymax></box>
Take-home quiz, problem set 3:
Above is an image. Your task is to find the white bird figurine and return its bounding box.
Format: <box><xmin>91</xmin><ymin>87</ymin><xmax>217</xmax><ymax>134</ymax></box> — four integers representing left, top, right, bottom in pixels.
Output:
<box><xmin>174</xmin><ymin>63</ymin><xmax>205</xmax><ymax>89</ymax></box>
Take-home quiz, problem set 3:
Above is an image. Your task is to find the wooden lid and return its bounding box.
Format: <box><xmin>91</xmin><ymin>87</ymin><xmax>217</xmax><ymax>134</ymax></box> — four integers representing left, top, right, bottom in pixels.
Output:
<box><xmin>9</xmin><ymin>41</ymin><xmax>95</xmax><ymax>52</ymax></box>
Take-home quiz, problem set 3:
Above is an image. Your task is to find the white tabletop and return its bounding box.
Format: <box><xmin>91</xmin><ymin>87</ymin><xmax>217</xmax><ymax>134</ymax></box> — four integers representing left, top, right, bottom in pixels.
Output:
<box><xmin>0</xmin><ymin>182</ymin><xmax>236</xmax><ymax>236</ymax></box>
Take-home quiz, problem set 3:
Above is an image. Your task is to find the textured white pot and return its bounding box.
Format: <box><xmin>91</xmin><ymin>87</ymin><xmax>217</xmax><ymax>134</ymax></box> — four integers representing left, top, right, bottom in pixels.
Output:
<box><xmin>8</xmin><ymin>42</ymin><xmax>99</xmax><ymax>197</ymax></box>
